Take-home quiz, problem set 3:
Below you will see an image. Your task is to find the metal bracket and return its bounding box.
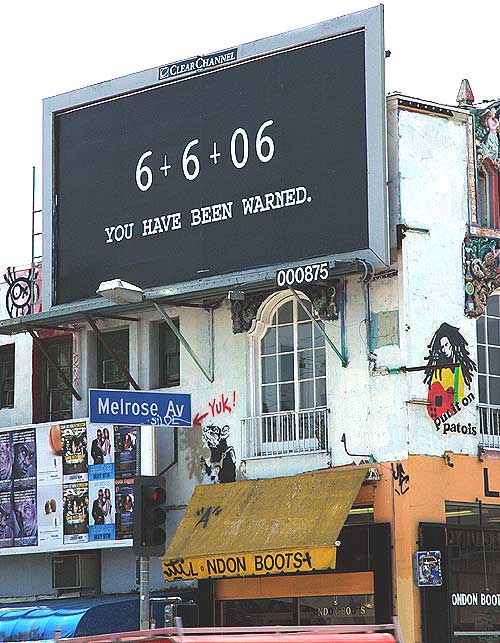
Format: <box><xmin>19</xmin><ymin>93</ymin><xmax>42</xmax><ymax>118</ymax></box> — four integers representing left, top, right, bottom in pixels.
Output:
<box><xmin>28</xmin><ymin>328</ymin><xmax>82</xmax><ymax>401</ymax></box>
<box><xmin>289</xmin><ymin>287</ymin><xmax>348</xmax><ymax>367</ymax></box>
<box><xmin>341</xmin><ymin>432</ymin><xmax>374</xmax><ymax>461</ymax></box>
<box><xmin>153</xmin><ymin>302</ymin><xmax>214</xmax><ymax>383</ymax></box>
<box><xmin>86</xmin><ymin>316</ymin><xmax>140</xmax><ymax>390</ymax></box>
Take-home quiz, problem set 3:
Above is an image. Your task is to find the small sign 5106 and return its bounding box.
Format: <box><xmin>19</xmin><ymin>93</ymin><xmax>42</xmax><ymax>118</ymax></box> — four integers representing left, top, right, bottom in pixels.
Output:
<box><xmin>276</xmin><ymin>262</ymin><xmax>330</xmax><ymax>288</ymax></box>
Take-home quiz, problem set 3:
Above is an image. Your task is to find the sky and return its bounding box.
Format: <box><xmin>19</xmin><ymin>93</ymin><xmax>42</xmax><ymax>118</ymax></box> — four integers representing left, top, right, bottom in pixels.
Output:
<box><xmin>1</xmin><ymin>0</ymin><xmax>498</xmax><ymax>270</ymax></box>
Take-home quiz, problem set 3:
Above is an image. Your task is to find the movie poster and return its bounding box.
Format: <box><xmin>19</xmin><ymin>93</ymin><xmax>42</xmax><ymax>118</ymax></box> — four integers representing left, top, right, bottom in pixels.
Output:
<box><xmin>114</xmin><ymin>426</ymin><xmax>137</xmax><ymax>478</ymax></box>
<box><xmin>13</xmin><ymin>487</ymin><xmax>37</xmax><ymax>547</ymax></box>
<box><xmin>63</xmin><ymin>482</ymin><xmax>89</xmax><ymax>544</ymax></box>
<box><xmin>37</xmin><ymin>483</ymin><xmax>63</xmax><ymax>546</ymax></box>
<box><xmin>88</xmin><ymin>424</ymin><xmax>115</xmax><ymax>481</ymax></box>
<box><xmin>36</xmin><ymin>424</ymin><xmax>63</xmax><ymax>485</ymax></box>
<box><xmin>12</xmin><ymin>429</ymin><xmax>36</xmax><ymax>490</ymax></box>
<box><xmin>0</xmin><ymin>489</ymin><xmax>14</xmax><ymax>548</ymax></box>
<box><xmin>62</xmin><ymin>422</ymin><xmax>88</xmax><ymax>481</ymax></box>
<box><xmin>0</xmin><ymin>432</ymin><xmax>13</xmax><ymax>492</ymax></box>
<box><xmin>36</xmin><ymin>424</ymin><xmax>63</xmax><ymax>546</ymax></box>
<box><xmin>89</xmin><ymin>478</ymin><xmax>115</xmax><ymax>542</ymax></box>
<box><xmin>115</xmin><ymin>478</ymin><xmax>134</xmax><ymax>540</ymax></box>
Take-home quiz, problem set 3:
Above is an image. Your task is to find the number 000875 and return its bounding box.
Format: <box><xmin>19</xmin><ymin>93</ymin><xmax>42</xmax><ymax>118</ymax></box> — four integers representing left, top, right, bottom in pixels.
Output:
<box><xmin>276</xmin><ymin>262</ymin><xmax>329</xmax><ymax>287</ymax></box>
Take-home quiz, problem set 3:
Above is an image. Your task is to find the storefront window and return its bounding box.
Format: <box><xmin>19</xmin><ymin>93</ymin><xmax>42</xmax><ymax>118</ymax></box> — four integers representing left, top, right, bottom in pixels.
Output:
<box><xmin>448</xmin><ymin>526</ymin><xmax>500</xmax><ymax>640</ymax></box>
<box><xmin>336</xmin><ymin>524</ymin><xmax>371</xmax><ymax>571</ymax></box>
<box><xmin>220</xmin><ymin>598</ymin><xmax>294</xmax><ymax>626</ymax></box>
<box><xmin>299</xmin><ymin>594</ymin><xmax>375</xmax><ymax>625</ymax></box>
<box><xmin>218</xmin><ymin>595</ymin><xmax>375</xmax><ymax>627</ymax></box>
<box><xmin>446</xmin><ymin>501</ymin><xmax>500</xmax><ymax>526</ymax></box>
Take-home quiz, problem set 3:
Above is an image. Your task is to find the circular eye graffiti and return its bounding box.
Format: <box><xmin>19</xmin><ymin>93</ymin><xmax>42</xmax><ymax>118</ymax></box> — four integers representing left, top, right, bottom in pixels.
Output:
<box><xmin>4</xmin><ymin>268</ymin><xmax>39</xmax><ymax>318</ymax></box>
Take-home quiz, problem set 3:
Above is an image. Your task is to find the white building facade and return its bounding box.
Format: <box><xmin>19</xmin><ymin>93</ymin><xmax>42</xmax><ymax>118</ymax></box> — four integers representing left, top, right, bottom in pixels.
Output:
<box><xmin>0</xmin><ymin>15</ymin><xmax>499</xmax><ymax>643</ymax></box>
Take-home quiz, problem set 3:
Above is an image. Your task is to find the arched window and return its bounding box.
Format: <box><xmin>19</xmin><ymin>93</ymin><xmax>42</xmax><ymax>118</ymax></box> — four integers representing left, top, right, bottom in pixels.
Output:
<box><xmin>260</xmin><ymin>297</ymin><xmax>326</xmax><ymax>414</ymax></box>
<box><xmin>245</xmin><ymin>292</ymin><xmax>328</xmax><ymax>457</ymax></box>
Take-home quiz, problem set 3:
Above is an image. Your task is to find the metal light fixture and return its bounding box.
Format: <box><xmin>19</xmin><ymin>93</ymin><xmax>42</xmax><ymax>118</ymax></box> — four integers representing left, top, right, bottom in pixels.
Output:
<box><xmin>96</xmin><ymin>279</ymin><xmax>145</xmax><ymax>304</ymax></box>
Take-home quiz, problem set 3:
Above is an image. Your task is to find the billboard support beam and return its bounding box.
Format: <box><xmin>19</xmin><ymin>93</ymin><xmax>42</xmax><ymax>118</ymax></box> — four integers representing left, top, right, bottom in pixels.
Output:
<box><xmin>27</xmin><ymin>328</ymin><xmax>82</xmax><ymax>400</ymax></box>
<box><xmin>288</xmin><ymin>287</ymin><xmax>348</xmax><ymax>367</ymax></box>
<box><xmin>152</xmin><ymin>302</ymin><xmax>214</xmax><ymax>383</ymax></box>
<box><xmin>86</xmin><ymin>316</ymin><xmax>141</xmax><ymax>390</ymax></box>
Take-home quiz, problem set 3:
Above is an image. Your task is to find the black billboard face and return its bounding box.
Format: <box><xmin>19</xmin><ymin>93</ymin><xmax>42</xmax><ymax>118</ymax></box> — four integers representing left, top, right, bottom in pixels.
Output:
<box><xmin>54</xmin><ymin>32</ymin><xmax>369</xmax><ymax>305</ymax></box>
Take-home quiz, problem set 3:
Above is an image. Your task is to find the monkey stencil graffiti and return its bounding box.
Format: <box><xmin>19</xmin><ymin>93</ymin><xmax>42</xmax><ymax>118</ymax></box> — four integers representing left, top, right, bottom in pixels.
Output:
<box><xmin>424</xmin><ymin>323</ymin><xmax>477</xmax><ymax>434</ymax></box>
<box><xmin>200</xmin><ymin>424</ymin><xmax>236</xmax><ymax>484</ymax></box>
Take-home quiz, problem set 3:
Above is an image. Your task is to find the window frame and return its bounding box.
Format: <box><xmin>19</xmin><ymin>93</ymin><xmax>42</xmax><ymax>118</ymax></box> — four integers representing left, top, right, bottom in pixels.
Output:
<box><xmin>258</xmin><ymin>294</ymin><xmax>326</xmax><ymax>416</ymax></box>
<box><xmin>158</xmin><ymin>319</ymin><xmax>180</xmax><ymax>388</ymax></box>
<box><xmin>0</xmin><ymin>344</ymin><xmax>15</xmax><ymax>410</ymax></box>
<box><xmin>477</xmin><ymin>294</ymin><xmax>500</xmax><ymax>407</ymax></box>
<box><xmin>41</xmin><ymin>336</ymin><xmax>73</xmax><ymax>422</ymax></box>
<box><xmin>96</xmin><ymin>327</ymin><xmax>130</xmax><ymax>390</ymax></box>
<box><xmin>477</xmin><ymin>159</ymin><xmax>499</xmax><ymax>230</ymax></box>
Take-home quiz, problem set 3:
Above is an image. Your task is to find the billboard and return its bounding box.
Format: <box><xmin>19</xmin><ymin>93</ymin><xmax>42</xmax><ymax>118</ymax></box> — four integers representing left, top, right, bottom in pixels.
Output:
<box><xmin>43</xmin><ymin>6</ymin><xmax>386</xmax><ymax>309</ymax></box>
<box><xmin>0</xmin><ymin>419</ymin><xmax>137</xmax><ymax>555</ymax></box>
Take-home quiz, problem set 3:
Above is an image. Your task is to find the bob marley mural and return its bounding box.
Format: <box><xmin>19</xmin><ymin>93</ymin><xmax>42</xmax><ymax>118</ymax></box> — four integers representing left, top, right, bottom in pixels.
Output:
<box><xmin>424</xmin><ymin>323</ymin><xmax>477</xmax><ymax>434</ymax></box>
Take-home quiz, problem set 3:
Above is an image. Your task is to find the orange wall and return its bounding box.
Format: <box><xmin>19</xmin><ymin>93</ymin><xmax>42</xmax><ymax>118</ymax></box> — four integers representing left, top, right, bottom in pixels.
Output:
<box><xmin>373</xmin><ymin>453</ymin><xmax>500</xmax><ymax>643</ymax></box>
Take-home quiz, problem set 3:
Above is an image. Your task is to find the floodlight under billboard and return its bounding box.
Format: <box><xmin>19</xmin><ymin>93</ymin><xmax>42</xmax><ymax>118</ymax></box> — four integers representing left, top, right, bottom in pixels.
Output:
<box><xmin>43</xmin><ymin>5</ymin><xmax>386</xmax><ymax>310</ymax></box>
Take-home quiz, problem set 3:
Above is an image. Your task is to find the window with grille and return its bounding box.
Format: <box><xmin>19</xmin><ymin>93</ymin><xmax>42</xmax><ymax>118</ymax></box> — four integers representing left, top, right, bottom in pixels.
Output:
<box><xmin>0</xmin><ymin>345</ymin><xmax>15</xmax><ymax>409</ymax></box>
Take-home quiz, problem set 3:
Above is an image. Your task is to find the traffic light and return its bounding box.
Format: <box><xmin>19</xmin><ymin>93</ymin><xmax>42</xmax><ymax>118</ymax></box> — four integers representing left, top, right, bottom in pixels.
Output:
<box><xmin>133</xmin><ymin>475</ymin><xmax>167</xmax><ymax>556</ymax></box>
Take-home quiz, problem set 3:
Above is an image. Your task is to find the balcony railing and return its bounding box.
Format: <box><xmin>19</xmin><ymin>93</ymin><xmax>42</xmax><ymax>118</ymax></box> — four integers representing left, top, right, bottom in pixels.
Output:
<box><xmin>241</xmin><ymin>407</ymin><xmax>329</xmax><ymax>459</ymax></box>
<box><xmin>479</xmin><ymin>404</ymin><xmax>500</xmax><ymax>450</ymax></box>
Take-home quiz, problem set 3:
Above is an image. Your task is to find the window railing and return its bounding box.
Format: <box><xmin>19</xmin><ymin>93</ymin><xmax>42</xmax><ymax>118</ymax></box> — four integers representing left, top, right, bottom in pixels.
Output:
<box><xmin>479</xmin><ymin>404</ymin><xmax>500</xmax><ymax>450</ymax></box>
<box><xmin>241</xmin><ymin>407</ymin><xmax>329</xmax><ymax>459</ymax></box>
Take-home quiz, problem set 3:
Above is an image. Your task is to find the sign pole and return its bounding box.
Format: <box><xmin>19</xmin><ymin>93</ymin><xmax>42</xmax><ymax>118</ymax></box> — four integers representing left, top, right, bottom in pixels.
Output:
<box><xmin>136</xmin><ymin>427</ymin><xmax>151</xmax><ymax>630</ymax></box>
<box><xmin>88</xmin><ymin>388</ymin><xmax>192</xmax><ymax>630</ymax></box>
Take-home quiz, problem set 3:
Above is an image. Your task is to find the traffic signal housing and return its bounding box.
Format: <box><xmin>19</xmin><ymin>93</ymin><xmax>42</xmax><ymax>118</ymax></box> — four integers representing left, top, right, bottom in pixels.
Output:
<box><xmin>133</xmin><ymin>475</ymin><xmax>167</xmax><ymax>557</ymax></box>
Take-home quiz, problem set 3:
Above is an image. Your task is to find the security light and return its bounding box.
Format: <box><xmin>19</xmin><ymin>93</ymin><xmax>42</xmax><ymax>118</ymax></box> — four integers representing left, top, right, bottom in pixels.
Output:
<box><xmin>96</xmin><ymin>279</ymin><xmax>145</xmax><ymax>305</ymax></box>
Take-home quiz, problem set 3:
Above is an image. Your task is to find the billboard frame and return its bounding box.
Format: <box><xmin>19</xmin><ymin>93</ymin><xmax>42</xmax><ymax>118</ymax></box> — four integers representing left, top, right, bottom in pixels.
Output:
<box><xmin>42</xmin><ymin>5</ymin><xmax>387</xmax><ymax>312</ymax></box>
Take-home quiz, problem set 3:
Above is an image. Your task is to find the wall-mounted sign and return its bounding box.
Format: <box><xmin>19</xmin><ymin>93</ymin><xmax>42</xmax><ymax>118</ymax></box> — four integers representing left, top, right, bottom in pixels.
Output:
<box><xmin>43</xmin><ymin>7</ymin><xmax>386</xmax><ymax>309</ymax></box>
<box><xmin>451</xmin><ymin>593</ymin><xmax>500</xmax><ymax>607</ymax></box>
<box><xmin>163</xmin><ymin>546</ymin><xmax>337</xmax><ymax>581</ymax></box>
<box><xmin>89</xmin><ymin>389</ymin><xmax>192</xmax><ymax>427</ymax></box>
<box><xmin>423</xmin><ymin>323</ymin><xmax>477</xmax><ymax>434</ymax></box>
<box><xmin>413</xmin><ymin>550</ymin><xmax>442</xmax><ymax>587</ymax></box>
<box><xmin>158</xmin><ymin>48</ymin><xmax>238</xmax><ymax>81</ymax></box>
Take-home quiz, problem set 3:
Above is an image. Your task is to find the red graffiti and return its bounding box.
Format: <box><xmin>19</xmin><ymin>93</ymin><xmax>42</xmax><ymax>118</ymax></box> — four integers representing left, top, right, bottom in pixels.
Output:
<box><xmin>195</xmin><ymin>391</ymin><xmax>237</xmax><ymax>426</ymax></box>
<box><xmin>193</xmin><ymin>412</ymin><xmax>209</xmax><ymax>427</ymax></box>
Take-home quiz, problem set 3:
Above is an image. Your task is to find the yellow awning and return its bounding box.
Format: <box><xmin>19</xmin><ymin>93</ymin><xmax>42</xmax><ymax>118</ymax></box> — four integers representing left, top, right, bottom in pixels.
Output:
<box><xmin>162</xmin><ymin>467</ymin><xmax>367</xmax><ymax>581</ymax></box>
